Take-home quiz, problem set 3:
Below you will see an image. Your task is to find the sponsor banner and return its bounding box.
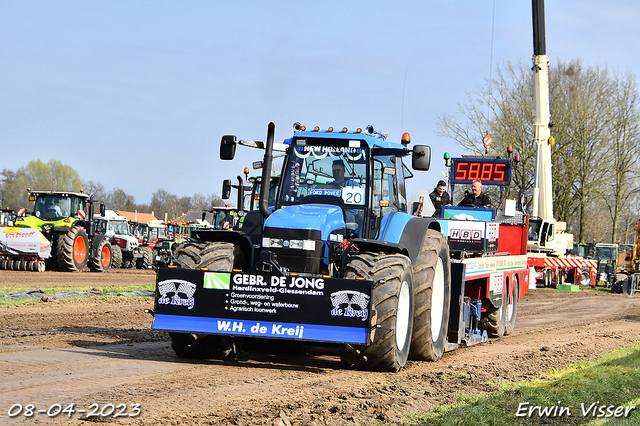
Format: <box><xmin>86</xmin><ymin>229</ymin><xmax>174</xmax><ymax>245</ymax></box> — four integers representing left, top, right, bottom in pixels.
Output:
<box><xmin>152</xmin><ymin>314</ymin><xmax>368</xmax><ymax>344</ymax></box>
<box><xmin>439</xmin><ymin>219</ymin><xmax>499</xmax><ymax>253</ymax></box>
<box><xmin>464</xmin><ymin>255</ymin><xmax>529</xmax><ymax>278</ymax></box>
<box><xmin>153</xmin><ymin>268</ymin><xmax>373</xmax><ymax>345</ymax></box>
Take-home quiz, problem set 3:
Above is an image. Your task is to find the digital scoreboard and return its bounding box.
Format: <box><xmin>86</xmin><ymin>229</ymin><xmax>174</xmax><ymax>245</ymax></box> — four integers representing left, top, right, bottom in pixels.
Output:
<box><xmin>450</xmin><ymin>158</ymin><xmax>512</xmax><ymax>185</ymax></box>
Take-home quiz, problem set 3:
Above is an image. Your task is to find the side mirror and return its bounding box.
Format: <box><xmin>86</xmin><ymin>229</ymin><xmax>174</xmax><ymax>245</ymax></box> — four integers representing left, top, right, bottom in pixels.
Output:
<box><xmin>99</xmin><ymin>204</ymin><xmax>106</xmax><ymax>216</ymax></box>
<box><xmin>220</xmin><ymin>135</ymin><xmax>237</xmax><ymax>160</ymax></box>
<box><xmin>222</xmin><ymin>179</ymin><xmax>232</xmax><ymax>199</ymax></box>
<box><xmin>412</xmin><ymin>145</ymin><xmax>431</xmax><ymax>171</ymax></box>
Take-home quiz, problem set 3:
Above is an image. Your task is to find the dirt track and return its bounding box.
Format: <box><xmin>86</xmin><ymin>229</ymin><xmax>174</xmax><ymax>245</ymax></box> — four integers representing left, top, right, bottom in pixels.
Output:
<box><xmin>0</xmin><ymin>269</ymin><xmax>639</xmax><ymax>425</ymax></box>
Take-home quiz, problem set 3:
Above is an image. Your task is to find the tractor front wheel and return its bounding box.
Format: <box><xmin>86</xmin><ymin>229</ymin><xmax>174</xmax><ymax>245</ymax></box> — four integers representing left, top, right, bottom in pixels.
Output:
<box><xmin>137</xmin><ymin>246</ymin><xmax>153</xmax><ymax>269</ymax></box>
<box><xmin>88</xmin><ymin>238</ymin><xmax>113</xmax><ymax>272</ymax></box>
<box><xmin>481</xmin><ymin>290</ymin><xmax>506</xmax><ymax>338</ymax></box>
<box><xmin>111</xmin><ymin>245</ymin><xmax>123</xmax><ymax>269</ymax></box>
<box><xmin>340</xmin><ymin>252</ymin><xmax>414</xmax><ymax>372</ymax></box>
<box><xmin>169</xmin><ymin>242</ymin><xmax>246</xmax><ymax>360</ymax></box>
<box><xmin>56</xmin><ymin>226</ymin><xmax>89</xmax><ymax>272</ymax></box>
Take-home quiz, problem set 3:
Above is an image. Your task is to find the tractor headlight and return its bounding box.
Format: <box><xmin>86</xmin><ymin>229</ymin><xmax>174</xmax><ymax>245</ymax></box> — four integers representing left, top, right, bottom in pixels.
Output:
<box><xmin>302</xmin><ymin>240</ymin><xmax>316</xmax><ymax>251</ymax></box>
<box><xmin>263</xmin><ymin>237</ymin><xmax>284</xmax><ymax>248</ymax></box>
<box><xmin>263</xmin><ymin>237</ymin><xmax>315</xmax><ymax>251</ymax></box>
<box><xmin>289</xmin><ymin>239</ymin><xmax>304</xmax><ymax>250</ymax></box>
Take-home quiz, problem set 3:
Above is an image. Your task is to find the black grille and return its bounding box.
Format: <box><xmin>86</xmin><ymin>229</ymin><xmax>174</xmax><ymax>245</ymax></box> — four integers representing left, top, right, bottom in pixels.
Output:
<box><xmin>263</xmin><ymin>227</ymin><xmax>324</xmax><ymax>274</ymax></box>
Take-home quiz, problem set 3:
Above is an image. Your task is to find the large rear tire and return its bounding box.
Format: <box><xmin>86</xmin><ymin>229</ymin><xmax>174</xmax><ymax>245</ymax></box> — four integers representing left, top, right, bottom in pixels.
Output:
<box><xmin>340</xmin><ymin>253</ymin><xmax>414</xmax><ymax>372</ymax></box>
<box><xmin>409</xmin><ymin>229</ymin><xmax>451</xmax><ymax>361</ymax></box>
<box><xmin>136</xmin><ymin>246</ymin><xmax>153</xmax><ymax>269</ymax></box>
<box><xmin>88</xmin><ymin>238</ymin><xmax>112</xmax><ymax>272</ymax></box>
<box><xmin>169</xmin><ymin>242</ymin><xmax>246</xmax><ymax>360</ymax></box>
<box><xmin>56</xmin><ymin>226</ymin><xmax>89</xmax><ymax>272</ymax></box>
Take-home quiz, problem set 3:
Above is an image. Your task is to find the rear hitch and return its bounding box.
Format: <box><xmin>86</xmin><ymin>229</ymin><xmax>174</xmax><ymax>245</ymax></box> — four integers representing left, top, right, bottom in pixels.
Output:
<box><xmin>248</xmin><ymin>250</ymin><xmax>286</xmax><ymax>275</ymax></box>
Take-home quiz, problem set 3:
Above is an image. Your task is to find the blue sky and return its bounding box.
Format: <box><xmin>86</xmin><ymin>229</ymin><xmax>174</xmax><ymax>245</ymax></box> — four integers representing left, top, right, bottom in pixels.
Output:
<box><xmin>2</xmin><ymin>1</ymin><xmax>638</xmax><ymax>206</ymax></box>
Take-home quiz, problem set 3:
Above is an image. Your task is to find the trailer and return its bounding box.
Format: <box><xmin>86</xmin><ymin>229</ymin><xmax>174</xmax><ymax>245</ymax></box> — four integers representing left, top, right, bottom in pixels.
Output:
<box><xmin>528</xmin><ymin>252</ymin><xmax>597</xmax><ymax>287</ymax></box>
<box><xmin>0</xmin><ymin>225</ymin><xmax>51</xmax><ymax>272</ymax></box>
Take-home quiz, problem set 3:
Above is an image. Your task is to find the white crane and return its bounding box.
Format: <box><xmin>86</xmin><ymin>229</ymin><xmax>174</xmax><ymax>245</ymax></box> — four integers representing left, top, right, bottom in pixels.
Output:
<box><xmin>528</xmin><ymin>0</ymin><xmax>573</xmax><ymax>256</ymax></box>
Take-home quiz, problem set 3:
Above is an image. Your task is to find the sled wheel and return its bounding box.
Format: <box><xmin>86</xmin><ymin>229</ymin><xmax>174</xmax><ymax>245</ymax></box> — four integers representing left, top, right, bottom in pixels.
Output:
<box><xmin>504</xmin><ymin>277</ymin><xmax>519</xmax><ymax>336</ymax></box>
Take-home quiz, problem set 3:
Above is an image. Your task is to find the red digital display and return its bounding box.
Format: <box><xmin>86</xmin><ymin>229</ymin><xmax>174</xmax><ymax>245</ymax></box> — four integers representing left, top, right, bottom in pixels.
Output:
<box><xmin>452</xmin><ymin>159</ymin><xmax>510</xmax><ymax>184</ymax></box>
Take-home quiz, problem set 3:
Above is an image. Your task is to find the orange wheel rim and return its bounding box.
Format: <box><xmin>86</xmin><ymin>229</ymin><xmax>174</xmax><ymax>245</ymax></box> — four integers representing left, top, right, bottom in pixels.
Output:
<box><xmin>102</xmin><ymin>246</ymin><xmax>111</xmax><ymax>267</ymax></box>
<box><xmin>74</xmin><ymin>236</ymin><xmax>87</xmax><ymax>264</ymax></box>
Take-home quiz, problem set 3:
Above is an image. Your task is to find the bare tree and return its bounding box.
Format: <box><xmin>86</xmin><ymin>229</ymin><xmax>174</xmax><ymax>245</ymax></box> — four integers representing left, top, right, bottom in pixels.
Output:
<box><xmin>438</xmin><ymin>59</ymin><xmax>639</xmax><ymax>244</ymax></box>
<box><xmin>106</xmin><ymin>188</ymin><xmax>136</xmax><ymax>211</ymax></box>
<box><xmin>438</xmin><ymin>61</ymin><xmax>537</xmax><ymax>205</ymax></box>
<box><xmin>81</xmin><ymin>180</ymin><xmax>107</xmax><ymax>202</ymax></box>
<box><xmin>551</xmin><ymin>60</ymin><xmax>614</xmax><ymax>241</ymax></box>
<box><xmin>599</xmin><ymin>72</ymin><xmax>640</xmax><ymax>243</ymax></box>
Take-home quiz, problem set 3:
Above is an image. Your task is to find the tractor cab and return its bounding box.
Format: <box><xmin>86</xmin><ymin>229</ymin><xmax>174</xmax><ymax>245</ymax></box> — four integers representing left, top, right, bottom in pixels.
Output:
<box><xmin>0</xmin><ymin>208</ymin><xmax>17</xmax><ymax>226</ymax></box>
<box><xmin>214</xmin><ymin>122</ymin><xmax>432</xmax><ymax>275</ymax></box>
<box><xmin>33</xmin><ymin>193</ymin><xmax>86</xmax><ymax>221</ymax></box>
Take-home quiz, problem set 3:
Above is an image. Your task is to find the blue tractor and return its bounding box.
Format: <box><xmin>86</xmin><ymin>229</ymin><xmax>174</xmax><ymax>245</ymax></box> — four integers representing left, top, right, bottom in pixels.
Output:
<box><xmin>152</xmin><ymin>122</ymin><xmax>464</xmax><ymax>371</ymax></box>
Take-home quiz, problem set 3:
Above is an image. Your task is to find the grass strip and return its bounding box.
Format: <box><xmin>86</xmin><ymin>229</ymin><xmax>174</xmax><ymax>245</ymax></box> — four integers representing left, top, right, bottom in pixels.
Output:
<box><xmin>409</xmin><ymin>344</ymin><xmax>639</xmax><ymax>426</ymax></box>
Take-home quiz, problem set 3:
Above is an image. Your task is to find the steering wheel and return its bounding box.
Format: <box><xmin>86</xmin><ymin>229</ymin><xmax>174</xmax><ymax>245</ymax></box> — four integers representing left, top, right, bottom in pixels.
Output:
<box><xmin>309</xmin><ymin>169</ymin><xmax>333</xmax><ymax>179</ymax></box>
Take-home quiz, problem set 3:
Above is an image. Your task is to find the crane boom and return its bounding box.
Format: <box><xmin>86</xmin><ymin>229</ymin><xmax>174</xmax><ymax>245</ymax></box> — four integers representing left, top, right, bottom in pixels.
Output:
<box><xmin>531</xmin><ymin>0</ymin><xmax>553</xmax><ymax>221</ymax></box>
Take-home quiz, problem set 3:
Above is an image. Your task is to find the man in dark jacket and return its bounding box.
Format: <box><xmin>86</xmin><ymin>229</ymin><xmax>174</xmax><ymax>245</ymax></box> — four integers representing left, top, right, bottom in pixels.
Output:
<box><xmin>429</xmin><ymin>180</ymin><xmax>450</xmax><ymax>218</ymax></box>
<box><xmin>457</xmin><ymin>180</ymin><xmax>491</xmax><ymax>208</ymax></box>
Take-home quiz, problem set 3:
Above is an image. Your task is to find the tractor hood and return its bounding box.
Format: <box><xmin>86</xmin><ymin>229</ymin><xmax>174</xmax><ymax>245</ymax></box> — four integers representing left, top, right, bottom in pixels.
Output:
<box><xmin>262</xmin><ymin>204</ymin><xmax>346</xmax><ymax>274</ymax></box>
<box><xmin>263</xmin><ymin>204</ymin><xmax>345</xmax><ymax>241</ymax></box>
<box><xmin>14</xmin><ymin>215</ymin><xmax>77</xmax><ymax>232</ymax></box>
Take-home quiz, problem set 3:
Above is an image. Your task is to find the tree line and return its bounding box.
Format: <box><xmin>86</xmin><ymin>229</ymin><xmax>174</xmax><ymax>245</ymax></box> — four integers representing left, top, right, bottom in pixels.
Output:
<box><xmin>0</xmin><ymin>159</ymin><xmax>225</xmax><ymax>222</ymax></box>
<box><xmin>439</xmin><ymin>59</ymin><xmax>640</xmax><ymax>245</ymax></box>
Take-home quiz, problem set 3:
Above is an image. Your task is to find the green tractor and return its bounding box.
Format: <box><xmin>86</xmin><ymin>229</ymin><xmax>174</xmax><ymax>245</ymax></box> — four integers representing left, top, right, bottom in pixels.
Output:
<box><xmin>14</xmin><ymin>190</ymin><xmax>113</xmax><ymax>272</ymax></box>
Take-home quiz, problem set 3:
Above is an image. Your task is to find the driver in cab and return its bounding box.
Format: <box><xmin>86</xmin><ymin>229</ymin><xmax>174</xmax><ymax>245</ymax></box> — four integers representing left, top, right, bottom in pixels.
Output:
<box><xmin>457</xmin><ymin>180</ymin><xmax>491</xmax><ymax>208</ymax></box>
<box><xmin>49</xmin><ymin>198</ymin><xmax>63</xmax><ymax>216</ymax></box>
<box><xmin>331</xmin><ymin>160</ymin><xmax>359</xmax><ymax>187</ymax></box>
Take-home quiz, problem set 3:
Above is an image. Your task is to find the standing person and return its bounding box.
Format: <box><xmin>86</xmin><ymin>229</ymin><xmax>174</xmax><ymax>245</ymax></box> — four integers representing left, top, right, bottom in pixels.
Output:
<box><xmin>604</xmin><ymin>260</ymin><xmax>614</xmax><ymax>287</ymax></box>
<box><xmin>429</xmin><ymin>180</ymin><xmax>450</xmax><ymax>218</ymax></box>
<box><xmin>457</xmin><ymin>180</ymin><xmax>491</xmax><ymax>208</ymax></box>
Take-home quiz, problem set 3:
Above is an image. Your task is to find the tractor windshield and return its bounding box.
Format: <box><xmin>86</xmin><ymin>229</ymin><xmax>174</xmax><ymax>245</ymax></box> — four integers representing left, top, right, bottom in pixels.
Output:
<box><xmin>149</xmin><ymin>225</ymin><xmax>166</xmax><ymax>240</ymax></box>
<box><xmin>251</xmin><ymin>177</ymin><xmax>279</xmax><ymax>211</ymax></box>
<box><xmin>34</xmin><ymin>195</ymin><xmax>74</xmax><ymax>220</ymax></box>
<box><xmin>212</xmin><ymin>210</ymin><xmax>235</xmax><ymax>229</ymax></box>
<box><xmin>595</xmin><ymin>245</ymin><xmax>616</xmax><ymax>262</ymax></box>
<box><xmin>280</xmin><ymin>139</ymin><xmax>367</xmax><ymax>208</ymax></box>
<box><xmin>109</xmin><ymin>220</ymin><xmax>130</xmax><ymax>235</ymax></box>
